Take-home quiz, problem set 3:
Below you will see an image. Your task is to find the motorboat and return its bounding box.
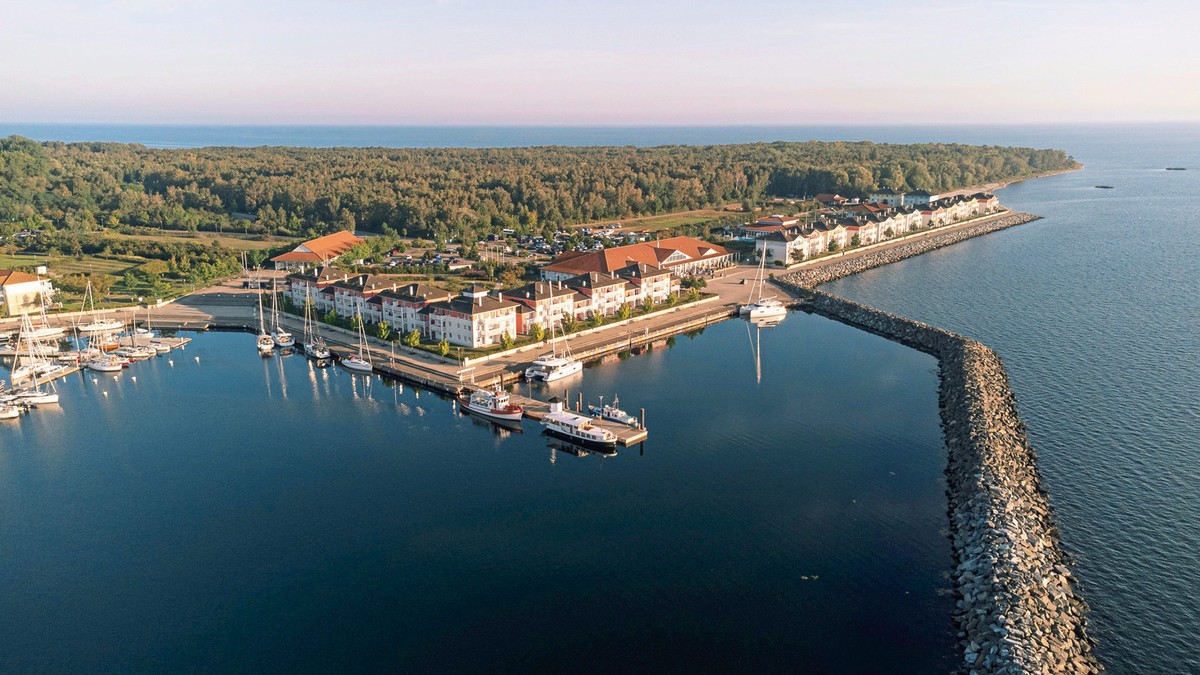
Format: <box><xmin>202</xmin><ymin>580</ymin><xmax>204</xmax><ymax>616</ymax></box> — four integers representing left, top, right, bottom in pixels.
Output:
<box><xmin>458</xmin><ymin>387</ymin><xmax>524</xmax><ymax>422</ymax></box>
<box><xmin>0</xmin><ymin>404</ymin><xmax>19</xmax><ymax>420</ymax></box>
<box><xmin>587</xmin><ymin>395</ymin><xmax>640</xmax><ymax>427</ymax></box>
<box><xmin>541</xmin><ymin>397</ymin><xmax>617</xmax><ymax>449</ymax></box>
<box><xmin>524</xmin><ymin>354</ymin><xmax>582</xmax><ymax>382</ymax></box>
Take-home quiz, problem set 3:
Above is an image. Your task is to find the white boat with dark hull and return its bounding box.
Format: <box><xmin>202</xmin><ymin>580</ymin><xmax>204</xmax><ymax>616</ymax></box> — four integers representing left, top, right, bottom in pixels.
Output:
<box><xmin>541</xmin><ymin>397</ymin><xmax>617</xmax><ymax>449</ymax></box>
<box><xmin>458</xmin><ymin>387</ymin><xmax>525</xmax><ymax>423</ymax></box>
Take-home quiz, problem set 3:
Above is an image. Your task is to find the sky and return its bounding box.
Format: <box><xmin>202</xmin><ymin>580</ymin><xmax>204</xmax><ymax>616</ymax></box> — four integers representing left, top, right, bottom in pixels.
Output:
<box><xmin>1</xmin><ymin>0</ymin><xmax>1198</xmax><ymax>125</ymax></box>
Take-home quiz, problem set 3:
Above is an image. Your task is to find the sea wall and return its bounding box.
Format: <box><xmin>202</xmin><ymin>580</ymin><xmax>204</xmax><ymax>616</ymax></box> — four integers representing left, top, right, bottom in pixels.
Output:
<box><xmin>775</xmin><ymin>284</ymin><xmax>1099</xmax><ymax>673</ymax></box>
<box><xmin>778</xmin><ymin>212</ymin><xmax>1041</xmax><ymax>289</ymax></box>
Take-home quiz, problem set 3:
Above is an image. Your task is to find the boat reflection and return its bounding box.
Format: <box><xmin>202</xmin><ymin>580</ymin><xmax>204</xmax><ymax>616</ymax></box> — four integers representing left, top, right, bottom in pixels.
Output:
<box><xmin>544</xmin><ymin>431</ymin><xmax>617</xmax><ymax>458</ymax></box>
<box><xmin>462</xmin><ymin>409</ymin><xmax>524</xmax><ymax>438</ymax></box>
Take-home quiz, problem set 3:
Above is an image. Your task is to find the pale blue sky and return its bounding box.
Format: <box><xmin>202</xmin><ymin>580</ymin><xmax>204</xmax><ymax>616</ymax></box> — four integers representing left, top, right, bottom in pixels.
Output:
<box><xmin>1</xmin><ymin>0</ymin><xmax>1197</xmax><ymax>124</ymax></box>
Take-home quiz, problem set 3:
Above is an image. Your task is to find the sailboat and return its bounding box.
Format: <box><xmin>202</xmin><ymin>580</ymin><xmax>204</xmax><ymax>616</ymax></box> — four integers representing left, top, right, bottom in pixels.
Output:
<box><xmin>256</xmin><ymin>290</ymin><xmax>275</xmax><ymax>355</ymax></box>
<box><xmin>524</xmin><ymin>284</ymin><xmax>583</xmax><ymax>382</ymax></box>
<box><xmin>2</xmin><ymin>314</ymin><xmax>60</xmax><ymax>405</ymax></box>
<box><xmin>269</xmin><ymin>279</ymin><xmax>295</xmax><ymax>348</ymax></box>
<box><xmin>76</xmin><ymin>281</ymin><xmax>124</xmax><ymax>334</ymax></box>
<box><xmin>738</xmin><ymin>249</ymin><xmax>788</xmax><ymax>320</ymax></box>
<box><xmin>302</xmin><ymin>299</ymin><xmax>331</xmax><ymax>360</ymax></box>
<box><xmin>340</xmin><ymin>312</ymin><xmax>373</xmax><ymax>373</ymax></box>
<box><xmin>9</xmin><ymin>314</ymin><xmax>68</xmax><ymax>383</ymax></box>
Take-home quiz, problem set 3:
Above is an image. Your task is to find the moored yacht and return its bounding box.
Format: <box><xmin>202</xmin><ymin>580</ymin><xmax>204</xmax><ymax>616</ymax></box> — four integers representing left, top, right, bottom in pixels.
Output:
<box><xmin>541</xmin><ymin>397</ymin><xmax>617</xmax><ymax>449</ymax></box>
<box><xmin>587</xmin><ymin>395</ymin><xmax>640</xmax><ymax>427</ymax></box>
<box><xmin>524</xmin><ymin>354</ymin><xmax>582</xmax><ymax>382</ymax></box>
<box><xmin>458</xmin><ymin>387</ymin><xmax>524</xmax><ymax>422</ymax></box>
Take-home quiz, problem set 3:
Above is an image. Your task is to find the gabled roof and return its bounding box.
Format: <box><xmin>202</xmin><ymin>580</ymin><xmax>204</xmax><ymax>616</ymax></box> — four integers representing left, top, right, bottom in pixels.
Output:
<box><xmin>429</xmin><ymin>294</ymin><xmax>518</xmax><ymax>316</ymax></box>
<box><xmin>541</xmin><ymin>236</ymin><xmax>731</xmax><ymax>275</ymax></box>
<box><xmin>0</xmin><ymin>269</ymin><xmax>45</xmax><ymax>286</ymax></box>
<box><xmin>271</xmin><ymin>230</ymin><xmax>364</xmax><ymax>263</ymax></box>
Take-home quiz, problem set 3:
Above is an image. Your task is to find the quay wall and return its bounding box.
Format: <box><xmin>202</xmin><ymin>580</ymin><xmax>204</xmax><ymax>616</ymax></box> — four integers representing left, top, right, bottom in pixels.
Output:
<box><xmin>776</xmin><ymin>284</ymin><xmax>1099</xmax><ymax>671</ymax></box>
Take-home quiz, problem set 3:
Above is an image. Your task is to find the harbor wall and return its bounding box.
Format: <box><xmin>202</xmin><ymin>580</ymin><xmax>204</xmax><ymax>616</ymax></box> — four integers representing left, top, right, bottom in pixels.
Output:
<box><xmin>775</xmin><ymin>284</ymin><xmax>1099</xmax><ymax>671</ymax></box>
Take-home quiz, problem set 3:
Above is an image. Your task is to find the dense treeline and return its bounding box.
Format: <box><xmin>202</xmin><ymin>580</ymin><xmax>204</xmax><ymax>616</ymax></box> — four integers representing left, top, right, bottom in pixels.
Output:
<box><xmin>0</xmin><ymin>135</ymin><xmax>1077</xmax><ymax>241</ymax></box>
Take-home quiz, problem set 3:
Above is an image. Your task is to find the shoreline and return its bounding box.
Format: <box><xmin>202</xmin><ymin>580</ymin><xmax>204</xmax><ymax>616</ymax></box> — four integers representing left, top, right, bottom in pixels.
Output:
<box><xmin>773</xmin><ymin>213</ymin><xmax>1100</xmax><ymax>672</ymax></box>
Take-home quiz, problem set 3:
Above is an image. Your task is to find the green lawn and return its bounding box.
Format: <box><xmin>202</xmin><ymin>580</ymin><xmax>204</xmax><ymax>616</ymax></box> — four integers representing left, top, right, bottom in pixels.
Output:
<box><xmin>117</xmin><ymin>231</ymin><xmax>292</xmax><ymax>251</ymax></box>
<box><xmin>0</xmin><ymin>252</ymin><xmax>49</xmax><ymax>269</ymax></box>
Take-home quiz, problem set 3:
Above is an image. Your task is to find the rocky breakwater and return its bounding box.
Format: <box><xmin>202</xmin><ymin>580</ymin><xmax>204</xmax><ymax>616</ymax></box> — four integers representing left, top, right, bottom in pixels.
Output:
<box><xmin>780</xmin><ymin>212</ymin><xmax>1041</xmax><ymax>288</ymax></box>
<box><xmin>775</xmin><ymin>285</ymin><xmax>1099</xmax><ymax>673</ymax></box>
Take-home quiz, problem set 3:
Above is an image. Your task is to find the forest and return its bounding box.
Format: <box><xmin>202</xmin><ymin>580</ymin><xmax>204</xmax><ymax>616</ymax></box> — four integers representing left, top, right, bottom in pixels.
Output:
<box><xmin>0</xmin><ymin>135</ymin><xmax>1077</xmax><ymax>243</ymax></box>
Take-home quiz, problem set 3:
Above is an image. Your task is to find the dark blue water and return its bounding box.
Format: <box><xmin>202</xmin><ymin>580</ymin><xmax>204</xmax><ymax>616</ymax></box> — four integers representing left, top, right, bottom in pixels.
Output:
<box><xmin>0</xmin><ymin>314</ymin><xmax>954</xmax><ymax>672</ymax></box>
<box><xmin>0</xmin><ymin>122</ymin><xmax>1154</xmax><ymax>149</ymax></box>
<box><xmin>826</xmin><ymin>125</ymin><xmax>1200</xmax><ymax>672</ymax></box>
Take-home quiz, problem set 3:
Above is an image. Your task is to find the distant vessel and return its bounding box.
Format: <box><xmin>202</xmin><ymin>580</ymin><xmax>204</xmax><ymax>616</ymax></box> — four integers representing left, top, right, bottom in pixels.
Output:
<box><xmin>1095</xmin><ymin>185</ymin><xmax>1114</xmax><ymax>189</ymax></box>
<box><xmin>75</xmin><ymin>281</ymin><xmax>124</xmax><ymax>334</ymax></box>
<box><xmin>541</xmin><ymin>397</ymin><xmax>617</xmax><ymax>449</ymax></box>
<box><xmin>1165</xmin><ymin>167</ymin><xmax>1186</xmax><ymax>171</ymax></box>
<box><xmin>458</xmin><ymin>387</ymin><xmax>524</xmax><ymax>422</ymax></box>
<box><xmin>0</xmin><ymin>403</ymin><xmax>19</xmax><ymax>420</ymax></box>
<box><xmin>588</xmin><ymin>395</ymin><xmax>640</xmax><ymax>427</ymax></box>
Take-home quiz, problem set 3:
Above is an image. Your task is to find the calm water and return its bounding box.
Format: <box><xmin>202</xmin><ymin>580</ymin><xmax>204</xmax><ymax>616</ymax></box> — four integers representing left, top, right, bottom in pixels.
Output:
<box><xmin>0</xmin><ymin>315</ymin><xmax>954</xmax><ymax>672</ymax></box>
<box><xmin>826</xmin><ymin>126</ymin><xmax>1200</xmax><ymax>672</ymax></box>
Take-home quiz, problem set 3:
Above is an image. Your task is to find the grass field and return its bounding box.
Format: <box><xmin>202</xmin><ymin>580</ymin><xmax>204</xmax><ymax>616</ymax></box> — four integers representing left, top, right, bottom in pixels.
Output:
<box><xmin>0</xmin><ymin>252</ymin><xmax>49</xmax><ymax>269</ymax></box>
<box><xmin>117</xmin><ymin>232</ymin><xmax>292</xmax><ymax>251</ymax></box>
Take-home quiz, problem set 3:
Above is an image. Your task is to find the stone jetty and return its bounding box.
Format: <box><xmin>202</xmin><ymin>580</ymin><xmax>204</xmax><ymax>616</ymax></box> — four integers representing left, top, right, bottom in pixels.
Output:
<box><xmin>776</xmin><ymin>222</ymin><xmax>1100</xmax><ymax>672</ymax></box>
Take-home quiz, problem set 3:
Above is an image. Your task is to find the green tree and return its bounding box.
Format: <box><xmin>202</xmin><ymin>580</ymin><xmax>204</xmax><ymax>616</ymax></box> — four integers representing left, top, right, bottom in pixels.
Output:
<box><xmin>666</xmin><ymin>292</ymin><xmax>679</xmax><ymax>307</ymax></box>
<box><xmin>641</xmin><ymin>297</ymin><xmax>654</xmax><ymax>313</ymax></box>
<box><xmin>349</xmin><ymin>314</ymin><xmax>362</xmax><ymax>331</ymax></box>
<box><xmin>686</xmin><ymin>287</ymin><xmax>700</xmax><ymax>302</ymax></box>
<box><xmin>375</xmin><ymin>320</ymin><xmax>392</xmax><ymax>341</ymax></box>
<box><xmin>560</xmin><ymin>314</ymin><xmax>578</xmax><ymax>334</ymax></box>
<box><xmin>617</xmin><ymin>304</ymin><xmax>631</xmax><ymax>320</ymax></box>
<box><xmin>438</xmin><ymin>338</ymin><xmax>450</xmax><ymax>357</ymax></box>
<box><xmin>828</xmin><ymin>240</ymin><xmax>840</xmax><ymax>252</ymax></box>
<box><xmin>403</xmin><ymin>329</ymin><xmax>421</xmax><ymax>347</ymax></box>
<box><xmin>850</xmin><ymin>234</ymin><xmax>861</xmax><ymax>248</ymax></box>
<box><xmin>589</xmin><ymin>311</ymin><xmax>604</xmax><ymax>328</ymax></box>
<box><xmin>499</xmin><ymin>331</ymin><xmax>514</xmax><ymax>349</ymax></box>
<box><xmin>530</xmin><ymin>323</ymin><xmax>545</xmax><ymax>342</ymax></box>
<box><xmin>324</xmin><ymin>309</ymin><xmax>338</xmax><ymax>325</ymax></box>
<box><xmin>790</xmin><ymin>248</ymin><xmax>805</xmax><ymax>263</ymax></box>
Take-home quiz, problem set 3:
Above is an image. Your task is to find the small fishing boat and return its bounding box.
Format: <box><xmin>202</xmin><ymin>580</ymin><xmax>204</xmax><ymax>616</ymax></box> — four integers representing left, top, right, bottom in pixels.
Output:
<box><xmin>458</xmin><ymin>387</ymin><xmax>524</xmax><ymax>422</ymax></box>
<box><xmin>588</xmin><ymin>395</ymin><xmax>640</xmax><ymax>427</ymax></box>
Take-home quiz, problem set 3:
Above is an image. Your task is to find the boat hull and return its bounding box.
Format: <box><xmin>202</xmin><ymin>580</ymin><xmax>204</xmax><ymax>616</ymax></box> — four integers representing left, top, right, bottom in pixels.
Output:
<box><xmin>543</xmin><ymin>425</ymin><xmax>617</xmax><ymax>450</ymax></box>
<box><xmin>458</xmin><ymin>395</ymin><xmax>524</xmax><ymax>422</ymax></box>
<box><xmin>341</xmin><ymin>357</ymin><xmax>373</xmax><ymax>373</ymax></box>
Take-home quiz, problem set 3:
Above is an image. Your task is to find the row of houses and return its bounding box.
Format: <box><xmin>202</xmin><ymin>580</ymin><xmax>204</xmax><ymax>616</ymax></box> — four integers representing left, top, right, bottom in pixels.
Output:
<box><xmin>754</xmin><ymin>193</ymin><xmax>1002</xmax><ymax>263</ymax></box>
<box><xmin>285</xmin><ymin>261</ymin><xmax>683</xmax><ymax>349</ymax></box>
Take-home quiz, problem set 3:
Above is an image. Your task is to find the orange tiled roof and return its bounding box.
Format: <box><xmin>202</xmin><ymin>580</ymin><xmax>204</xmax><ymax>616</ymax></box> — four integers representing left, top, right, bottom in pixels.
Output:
<box><xmin>271</xmin><ymin>230</ymin><xmax>364</xmax><ymax>263</ymax></box>
<box><xmin>542</xmin><ymin>237</ymin><xmax>731</xmax><ymax>275</ymax></box>
<box><xmin>0</xmin><ymin>269</ymin><xmax>44</xmax><ymax>286</ymax></box>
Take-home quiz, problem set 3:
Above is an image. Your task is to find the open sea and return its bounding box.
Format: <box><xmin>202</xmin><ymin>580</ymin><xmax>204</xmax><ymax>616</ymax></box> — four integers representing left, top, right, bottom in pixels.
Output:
<box><xmin>1</xmin><ymin>123</ymin><xmax>1197</xmax><ymax>672</ymax></box>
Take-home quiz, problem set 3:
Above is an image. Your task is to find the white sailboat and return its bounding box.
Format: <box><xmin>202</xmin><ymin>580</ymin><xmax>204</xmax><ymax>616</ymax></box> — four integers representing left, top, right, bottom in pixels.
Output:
<box><xmin>269</xmin><ymin>278</ymin><xmax>295</xmax><ymax>348</ymax></box>
<box><xmin>524</xmin><ymin>285</ymin><xmax>582</xmax><ymax>382</ymax></box>
<box><xmin>739</xmin><ymin>250</ymin><xmax>788</xmax><ymax>320</ymax></box>
<box><xmin>302</xmin><ymin>299</ymin><xmax>331</xmax><ymax>360</ymax></box>
<box><xmin>341</xmin><ymin>312</ymin><xmax>373</xmax><ymax>373</ymax></box>
<box><xmin>256</xmin><ymin>290</ymin><xmax>275</xmax><ymax>354</ymax></box>
<box><xmin>2</xmin><ymin>314</ymin><xmax>60</xmax><ymax>405</ymax></box>
<box><xmin>76</xmin><ymin>281</ymin><xmax>124</xmax><ymax>334</ymax></box>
